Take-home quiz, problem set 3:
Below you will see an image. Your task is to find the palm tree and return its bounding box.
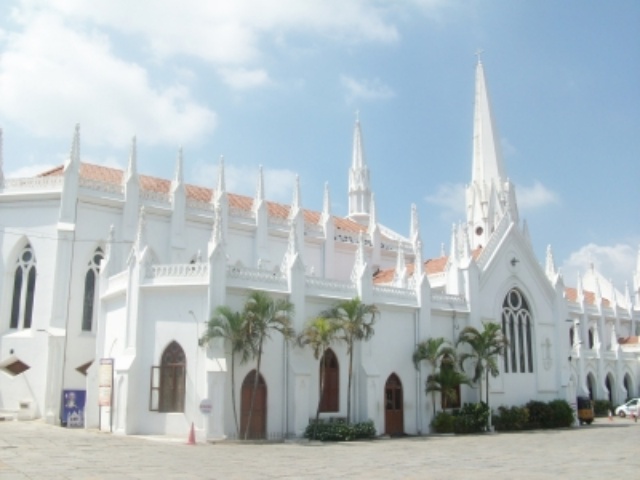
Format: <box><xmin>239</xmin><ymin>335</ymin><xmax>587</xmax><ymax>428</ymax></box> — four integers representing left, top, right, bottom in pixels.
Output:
<box><xmin>243</xmin><ymin>291</ymin><xmax>295</xmax><ymax>440</ymax></box>
<box><xmin>413</xmin><ymin>337</ymin><xmax>457</xmax><ymax>417</ymax></box>
<box><xmin>425</xmin><ymin>357</ymin><xmax>471</xmax><ymax>410</ymax></box>
<box><xmin>199</xmin><ymin>305</ymin><xmax>252</xmax><ymax>437</ymax></box>
<box><xmin>321</xmin><ymin>297</ymin><xmax>378</xmax><ymax>423</ymax></box>
<box><xmin>297</xmin><ymin>316</ymin><xmax>340</xmax><ymax>438</ymax></box>
<box><xmin>457</xmin><ymin>322</ymin><xmax>508</xmax><ymax>415</ymax></box>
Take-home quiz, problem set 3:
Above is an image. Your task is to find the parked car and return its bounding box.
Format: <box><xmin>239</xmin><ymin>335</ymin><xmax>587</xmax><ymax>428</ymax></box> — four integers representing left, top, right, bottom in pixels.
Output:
<box><xmin>615</xmin><ymin>398</ymin><xmax>640</xmax><ymax>418</ymax></box>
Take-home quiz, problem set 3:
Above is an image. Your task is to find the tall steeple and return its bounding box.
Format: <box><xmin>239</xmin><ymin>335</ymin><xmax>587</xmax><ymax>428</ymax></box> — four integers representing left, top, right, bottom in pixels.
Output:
<box><xmin>348</xmin><ymin>115</ymin><xmax>372</xmax><ymax>224</ymax></box>
<box><xmin>472</xmin><ymin>56</ymin><xmax>506</xmax><ymax>186</ymax></box>
<box><xmin>466</xmin><ymin>55</ymin><xmax>518</xmax><ymax>250</ymax></box>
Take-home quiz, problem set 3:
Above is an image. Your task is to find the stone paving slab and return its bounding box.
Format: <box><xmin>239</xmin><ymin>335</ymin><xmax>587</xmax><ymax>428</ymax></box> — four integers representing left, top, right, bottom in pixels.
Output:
<box><xmin>1</xmin><ymin>418</ymin><xmax>639</xmax><ymax>479</ymax></box>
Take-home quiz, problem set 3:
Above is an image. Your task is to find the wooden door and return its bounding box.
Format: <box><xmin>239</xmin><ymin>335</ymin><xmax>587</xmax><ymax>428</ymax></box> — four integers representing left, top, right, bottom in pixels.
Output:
<box><xmin>384</xmin><ymin>373</ymin><xmax>404</xmax><ymax>436</ymax></box>
<box><xmin>240</xmin><ymin>370</ymin><xmax>267</xmax><ymax>439</ymax></box>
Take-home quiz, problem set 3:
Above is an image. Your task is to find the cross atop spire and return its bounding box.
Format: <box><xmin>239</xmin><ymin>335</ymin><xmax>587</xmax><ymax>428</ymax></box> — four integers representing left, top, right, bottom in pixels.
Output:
<box><xmin>475</xmin><ymin>48</ymin><xmax>484</xmax><ymax>64</ymax></box>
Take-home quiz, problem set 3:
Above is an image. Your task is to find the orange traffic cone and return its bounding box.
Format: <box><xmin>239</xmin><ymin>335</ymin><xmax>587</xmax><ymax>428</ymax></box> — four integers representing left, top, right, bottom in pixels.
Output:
<box><xmin>187</xmin><ymin>422</ymin><xmax>196</xmax><ymax>445</ymax></box>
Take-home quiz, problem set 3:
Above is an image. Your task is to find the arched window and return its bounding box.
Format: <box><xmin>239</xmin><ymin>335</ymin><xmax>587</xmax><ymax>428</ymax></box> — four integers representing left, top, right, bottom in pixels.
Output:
<box><xmin>150</xmin><ymin>341</ymin><xmax>186</xmax><ymax>413</ymax></box>
<box><xmin>81</xmin><ymin>248</ymin><xmax>103</xmax><ymax>332</ymax></box>
<box><xmin>502</xmin><ymin>288</ymin><xmax>534</xmax><ymax>374</ymax></box>
<box><xmin>319</xmin><ymin>348</ymin><xmax>339</xmax><ymax>412</ymax></box>
<box><xmin>10</xmin><ymin>243</ymin><xmax>37</xmax><ymax>329</ymax></box>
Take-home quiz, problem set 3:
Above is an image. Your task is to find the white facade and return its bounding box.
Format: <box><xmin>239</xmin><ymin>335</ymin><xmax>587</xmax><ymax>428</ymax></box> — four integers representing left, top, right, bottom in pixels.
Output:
<box><xmin>1</xmin><ymin>61</ymin><xmax>639</xmax><ymax>438</ymax></box>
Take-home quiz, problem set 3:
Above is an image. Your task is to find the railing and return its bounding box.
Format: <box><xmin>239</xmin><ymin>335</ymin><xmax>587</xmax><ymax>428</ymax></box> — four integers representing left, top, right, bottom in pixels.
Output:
<box><xmin>187</xmin><ymin>198</ymin><xmax>215</xmax><ymax>212</ymax></box>
<box><xmin>80</xmin><ymin>178</ymin><xmax>124</xmax><ymax>196</ymax></box>
<box><xmin>2</xmin><ymin>176</ymin><xmax>63</xmax><ymax>191</ymax></box>
<box><xmin>227</xmin><ymin>265</ymin><xmax>287</xmax><ymax>285</ymax></box>
<box><xmin>432</xmin><ymin>293</ymin><xmax>467</xmax><ymax>306</ymax></box>
<box><xmin>305</xmin><ymin>276</ymin><xmax>356</xmax><ymax>295</ymax></box>
<box><xmin>140</xmin><ymin>190</ymin><xmax>170</xmax><ymax>204</ymax></box>
<box><xmin>373</xmin><ymin>284</ymin><xmax>416</xmax><ymax>300</ymax></box>
<box><xmin>147</xmin><ymin>263</ymin><xmax>208</xmax><ymax>279</ymax></box>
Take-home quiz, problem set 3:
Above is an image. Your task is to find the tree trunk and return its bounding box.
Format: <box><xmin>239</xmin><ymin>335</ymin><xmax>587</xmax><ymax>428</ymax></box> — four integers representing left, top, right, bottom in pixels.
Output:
<box><xmin>244</xmin><ymin>337</ymin><xmax>263</xmax><ymax>440</ymax></box>
<box><xmin>347</xmin><ymin>342</ymin><xmax>354</xmax><ymax>424</ymax></box>
<box><xmin>314</xmin><ymin>349</ymin><xmax>326</xmax><ymax>440</ymax></box>
<box><xmin>231</xmin><ymin>353</ymin><xmax>239</xmax><ymax>437</ymax></box>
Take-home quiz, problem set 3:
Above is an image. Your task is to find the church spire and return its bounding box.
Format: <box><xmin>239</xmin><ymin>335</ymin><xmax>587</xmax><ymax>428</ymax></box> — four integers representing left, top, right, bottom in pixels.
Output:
<box><xmin>466</xmin><ymin>57</ymin><xmax>518</xmax><ymax>250</ymax></box>
<box><xmin>125</xmin><ymin>136</ymin><xmax>138</xmax><ymax>182</ymax></box>
<box><xmin>348</xmin><ymin>116</ymin><xmax>372</xmax><ymax>224</ymax></box>
<box><xmin>472</xmin><ymin>57</ymin><xmax>505</xmax><ymax>185</ymax></box>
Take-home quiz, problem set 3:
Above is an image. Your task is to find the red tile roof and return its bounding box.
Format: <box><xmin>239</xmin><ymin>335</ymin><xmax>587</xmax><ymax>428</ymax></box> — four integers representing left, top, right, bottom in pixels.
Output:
<box><xmin>564</xmin><ymin>287</ymin><xmax>611</xmax><ymax>307</ymax></box>
<box><xmin>42</xmin><ymin>162</ymin><xmax>372</xmax><ymax>234</ymax></box>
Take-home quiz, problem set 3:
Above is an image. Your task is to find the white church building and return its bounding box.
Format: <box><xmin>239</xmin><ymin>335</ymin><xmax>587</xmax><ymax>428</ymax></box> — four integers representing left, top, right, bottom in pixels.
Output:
<box><xmin>1</xmin><ymin>60</ymin><xmax>639</xmax><ymax>439</ymax></box>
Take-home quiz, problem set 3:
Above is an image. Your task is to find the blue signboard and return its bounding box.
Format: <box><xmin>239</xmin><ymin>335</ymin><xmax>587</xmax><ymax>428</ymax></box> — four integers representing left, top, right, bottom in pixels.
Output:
<box><xmin>62</xmin><ymin>389</ymin><xmax>86</xmax><ymax>428</ymax></box>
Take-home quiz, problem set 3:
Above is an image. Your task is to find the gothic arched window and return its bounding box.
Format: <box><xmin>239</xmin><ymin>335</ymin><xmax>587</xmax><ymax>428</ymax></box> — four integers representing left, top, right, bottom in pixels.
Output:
<box><xmin>150</xmin><ymin>341</ymin><xmax>186</xmax><ymax>413</ymax></box>
<box><xmin>10</xmin><ymin>243</ymin><xmax>37</xmax><ymax>330</ymax></box>
<box><xmin>81</xmin><ymin>248</ymin><xmax>103</xmax><ymax>332</ymax></box>
<box><xmin>502</xmin><ymin>288</ymin><xmax>534</xmax><ymax>374</ymax></box>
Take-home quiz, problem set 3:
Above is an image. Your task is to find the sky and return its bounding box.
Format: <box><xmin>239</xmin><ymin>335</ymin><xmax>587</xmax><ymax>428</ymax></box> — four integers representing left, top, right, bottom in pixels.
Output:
<box><xmin>0</xmin><ymin>0</ymin><xmax>638</xmax><ymax>291</ymax></box>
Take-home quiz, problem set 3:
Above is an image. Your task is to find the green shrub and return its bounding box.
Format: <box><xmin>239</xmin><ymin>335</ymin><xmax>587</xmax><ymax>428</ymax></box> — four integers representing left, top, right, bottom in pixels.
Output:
<box><xmin>525</xmin><ymin>400</ymin><xmax>551</xmax><ymax>429</ymax></box>
<box><xmin>431</xmin><ymin>411</ymin><xmax>455</xmax><ymax>433</ymax></box>
<box><xmin>453</xmin><ymin>402</ymin><xmax>490</xmax><ymax>434</ymax></box>
<box><xmin>303</xmin><ymin>419</ymin><xmax>376</xmax><ymax>441</ymax></box>
<box><xmin>547</xmin><ymin>399</ymin><xmax>574</xmax><ymax>428</ymax></box>
<box><xmin>593</xmin><ymin>400</ymin><xmax>612</xmax><ymax>417</ymax></box>
<box><xmin>493</xmin><ymin>405</ymin><xmax>529</xmax><ymax>431</ymax></box>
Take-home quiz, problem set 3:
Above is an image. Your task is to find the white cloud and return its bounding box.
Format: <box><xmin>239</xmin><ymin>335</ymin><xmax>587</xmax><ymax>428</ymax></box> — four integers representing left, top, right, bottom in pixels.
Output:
<box><xmin>16</xmin><ymin>1</ymin><xmax>401</xmax><ymax>64</ymax></box>
<box><xmin>341</xmin><ymin>75</ymin><xmax>395</xmax><ymax>103</ymax></box>
<box><xmin>0</xmin><ymin>14</ymin><xmax>216</xmax><ymax>148</ymax></box>
<box><xmin>424</xmin><ymin>182</ymin><xmax>465</xmax><ymax>221</ymax></box>
<box><xmin>7</xmin><ymin>163</ymin><xmax>57</xmax><ymax>178</ymax></box>
<box><xmin>516</xmin><ymin>180</ymin><xmax>559</xmax><ymax>210</ymax></box>
<box><xmin>218</xmin><ymin>67</ymin><xmax>271</xmax><ymax>90</ymax></box>
<box><xmin>561</xmin><ymin>243</ymin><xmax>636</xmax><ymax>289</ymax></box>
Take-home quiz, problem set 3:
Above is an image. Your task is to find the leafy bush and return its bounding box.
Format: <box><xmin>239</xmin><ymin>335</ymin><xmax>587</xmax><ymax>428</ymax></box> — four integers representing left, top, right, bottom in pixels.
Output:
<box><xmin>594</xmin><ymin>400</ymin><xmax>612</xmax><ymax>417</ymax></box>
<box><xmin>525</xmin><ymin>400</ymin><xmax>551</xmax><ymax>429</ymax></box>
<box><xmin>431</xmin><ymin>411</ymin><xmax>455</xmax><ymax>433</ymax></box>
<box><xmin>303</xmin><ymin>419</ymin><xmax>376</xmax><ymax>441</ymax></box>
<box><xmin>547</xmin><ymin>399</ymin><xmax>574</xmax><ymax>428</ymax></box>
<box><xmin>453</xmin><ymin>402</ymin><xmax>490</xmax><ymax>434</ymax></box>
<box><xmin>493</xmin><ymin>405</ymin><xmax>529</xmax><ymax>431</ymax></box>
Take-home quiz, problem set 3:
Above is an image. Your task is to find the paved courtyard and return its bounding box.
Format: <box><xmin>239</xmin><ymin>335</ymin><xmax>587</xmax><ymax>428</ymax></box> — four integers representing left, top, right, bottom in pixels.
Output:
<box><xmin>1</xmin><ymin>419</ymin><xmax>639</xmax><ymax>479</ymax></box>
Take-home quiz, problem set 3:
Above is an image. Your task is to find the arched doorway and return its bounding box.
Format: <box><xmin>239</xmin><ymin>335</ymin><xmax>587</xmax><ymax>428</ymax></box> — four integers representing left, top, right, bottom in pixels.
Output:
<box><xmin>605</xmin><ymin>374</ymin><xmax>614</xmax><ymax>404</ymax></box>
<box><xmin>624</xmin><ymin>374</ymin><xmax>633</xmax><ymax>400</ymax></box>
<box><xmin>384</xmin><ymin>373</ymin><xmax>404</xmax><ymax>436</ymax></box>
<box><xmin>586</xmin><ymin>373</ymin><xmax>596</xmax><ymax>400</ymax></box>
<box><xmin>240</xmin><ymin>370</ymin><xmax>267</xmax><ymax>439</ymax></box>
<box><xmin>319</xmin><ymin>349</ymin><xmax>339</xmax><ymax>412</ymax></box>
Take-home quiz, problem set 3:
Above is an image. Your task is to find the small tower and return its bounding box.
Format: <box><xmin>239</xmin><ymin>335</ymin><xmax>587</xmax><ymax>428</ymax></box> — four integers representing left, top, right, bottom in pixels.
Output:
<box><xmin>348</xmin><ymin>116</ymin><xmax>372</xmax><ymax>224</ymax></box>
<box><xmin>466</xmin><ymin>56</ymin><xmax>519</xmax><ymax>250</ymax></box>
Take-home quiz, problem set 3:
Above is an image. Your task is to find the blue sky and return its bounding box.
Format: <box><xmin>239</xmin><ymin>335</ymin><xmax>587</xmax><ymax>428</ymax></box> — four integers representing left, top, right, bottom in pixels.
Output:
<box><xmin>0</xmin><ymin>0</ymin><xmax>638</xmax><ymax>290</ymax></box>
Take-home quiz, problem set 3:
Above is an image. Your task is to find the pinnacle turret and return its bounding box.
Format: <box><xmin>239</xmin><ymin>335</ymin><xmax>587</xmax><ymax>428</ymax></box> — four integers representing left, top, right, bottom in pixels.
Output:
<box><xmin>348</xmin><ymin>118</ymin><xmax>372</xmax><ymax>224</ymax></box>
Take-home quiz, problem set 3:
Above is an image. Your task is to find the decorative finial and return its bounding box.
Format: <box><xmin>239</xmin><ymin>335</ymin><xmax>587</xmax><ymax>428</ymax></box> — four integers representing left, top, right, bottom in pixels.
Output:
<box><xmin>475</xmin><ymin>48</ymin><xmax>484</xmax><ymax>64</ymax></box>
<box><xmin>355</xmin><ymin>109</ymin><xmax>360</xmax><ymax>123</ymax></box>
